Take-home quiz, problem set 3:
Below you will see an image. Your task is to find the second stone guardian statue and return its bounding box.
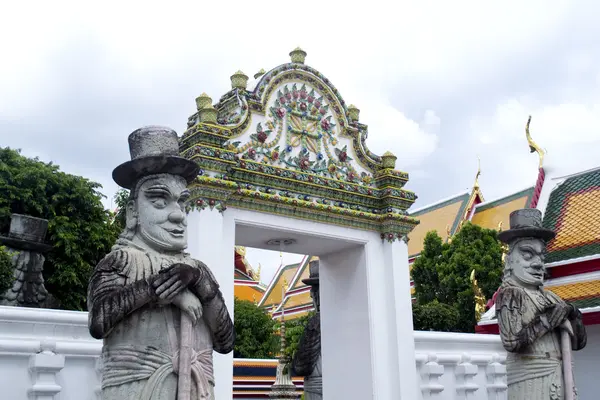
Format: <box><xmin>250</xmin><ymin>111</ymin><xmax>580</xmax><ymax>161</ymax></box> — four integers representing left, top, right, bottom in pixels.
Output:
<box><xmin>87</xmin><ymin>126</ymin><xmax>234</xmax><ymax>399</ymax></box>
<box><xmin>496</xmin><ymin>209</ymin><xmax>586</xmax><ymax>400</ymax></box>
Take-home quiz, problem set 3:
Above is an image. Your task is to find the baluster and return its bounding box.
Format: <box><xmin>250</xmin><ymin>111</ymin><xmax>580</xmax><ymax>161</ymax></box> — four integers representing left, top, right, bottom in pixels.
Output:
<box><xmin>420</xmin><ymin>353</ymin><xmax>445</xmax><ymax>398</ymax></box>
<box><xmin>455</xmin><ymin>353</ymin><xmax>479</xmax><ymax>400</ymax></box>
<box><xmin>28</xmin><ymin>340</ymin><xmax>64</xmax><ymax>400</ymax></box>
<box><xmin>486</xmin><ymin>353</ymin><xmax>507</xmax><ymax>400</ymax></box>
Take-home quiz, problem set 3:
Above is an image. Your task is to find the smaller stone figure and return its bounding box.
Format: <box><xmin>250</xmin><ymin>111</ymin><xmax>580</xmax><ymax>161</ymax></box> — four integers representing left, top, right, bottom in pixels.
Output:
<box><xmin>0</xmin><ymin>214</ymin><xmax>51</xmax><ymax>308</ymax></box>
<box><xmin>496</xmin><ymin>209</ymin><xmax>586</xmax><ymax>400</ymax></box>
<box><xmin>292</xmin><ymin>260</ymin><xmax>322</xmax><ymax>400</ymax></box>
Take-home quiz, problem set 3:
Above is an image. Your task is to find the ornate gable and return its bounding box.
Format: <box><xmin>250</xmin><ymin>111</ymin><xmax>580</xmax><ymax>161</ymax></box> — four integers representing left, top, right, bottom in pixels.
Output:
<box><xmin>180</xmin><ymin>48</ymin><xmax>418</xmax><ymax>241</ymax></box>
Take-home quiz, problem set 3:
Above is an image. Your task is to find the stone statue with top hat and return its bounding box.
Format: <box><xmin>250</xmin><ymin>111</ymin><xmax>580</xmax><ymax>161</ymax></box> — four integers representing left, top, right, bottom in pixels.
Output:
<box><xmin>0</xmin><ymin>214</ymin><xmax>52</xmax><ymax>308</ymax></box>
<box><xmin>87</xmin><ymin>126</ymin><xmax>235</xmax><ymax>400</ymax></box>
<box><xmin>291</xmin><ymin>259</ymin><xmax>322</xmax><ymax>400</ymax></box>
<box><xmin>495</xmin><ymin>208</ymin><xmax>586</xmax><ymax>400</ymax></box>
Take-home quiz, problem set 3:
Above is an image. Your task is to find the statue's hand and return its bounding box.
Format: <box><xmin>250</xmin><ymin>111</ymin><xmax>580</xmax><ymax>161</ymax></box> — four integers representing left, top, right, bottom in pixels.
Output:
<box><xmin>172</xmin><ymin>290</ymin><xmax>203</xmax><ymax>324</ymax></box>
<box><xmin>151</xmin><ymin>263</ymin><xmax>202</xmax><ymax>300</ymax></box>
<box><xmin>546</xmin><ymin>303</ymin><xmax>571</xmax><ymax>329</ymax></box>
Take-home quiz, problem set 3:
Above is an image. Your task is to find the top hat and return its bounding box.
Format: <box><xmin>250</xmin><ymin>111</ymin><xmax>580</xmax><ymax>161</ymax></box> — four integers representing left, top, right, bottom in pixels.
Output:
<box><xmin>497</xmin><ymin>208</ymin><xmax>556</xmax><ymax>244</ymax></box>
<box><xmin>0</xmin><ymin>214</ymin><xmax>52</xmax><ymax>252</ymax></box>
<box><xmin>302</xmin><ymin>259</ymin><xmax>320</xmax><ymax>286</ymax></box>
<box><xmin>112</xmin><ymin>126</ymin><xmax>200</xmax><ymax>189</ymax></box>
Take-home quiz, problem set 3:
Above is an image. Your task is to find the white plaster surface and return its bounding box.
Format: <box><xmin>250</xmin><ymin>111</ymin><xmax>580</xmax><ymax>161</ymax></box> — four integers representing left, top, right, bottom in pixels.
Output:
<box><xmin>0</xmin><ymin>305</ymin><xmax>556</xmax><ymax>400</ymax></box>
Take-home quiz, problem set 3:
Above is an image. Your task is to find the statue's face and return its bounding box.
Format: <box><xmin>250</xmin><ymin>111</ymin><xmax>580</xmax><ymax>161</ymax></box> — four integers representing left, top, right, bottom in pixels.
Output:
<box><xmin>506</xmin><ymin>237</ymin><xmax>546</xmax><ymax>287</ymax></box>
<box><xmin>131</xmin><ymin>174</ymin><xmax>190</xmax><ymax>252</ymax></box>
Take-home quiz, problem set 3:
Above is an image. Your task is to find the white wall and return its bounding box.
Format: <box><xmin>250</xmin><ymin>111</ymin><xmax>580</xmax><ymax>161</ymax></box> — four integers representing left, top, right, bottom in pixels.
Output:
<box><xmin>573</xmin><ymin>324</ymin><xmax>600</xmax><ymax>398</ymax></box>
<box><xmin>320</xmin><ymin>246</ymin><xmax>373</xmax><ymax>399</ymax></box>
<box><xmin>0</xmin><ymin>306</ymin><xmax>519</xmax><ymax>400</ymax></box>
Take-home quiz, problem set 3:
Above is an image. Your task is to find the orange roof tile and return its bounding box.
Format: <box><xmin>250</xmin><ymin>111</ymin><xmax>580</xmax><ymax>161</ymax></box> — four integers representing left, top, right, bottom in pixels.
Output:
<box><xmin>547</xmin><ymin>279</ymin><xmax>600</xmax><ymax>309</ymax></box>
<box><xmin>543</xmin><ymin>169</ymin><xmax>600</xmax><ymax>263</ymax></box>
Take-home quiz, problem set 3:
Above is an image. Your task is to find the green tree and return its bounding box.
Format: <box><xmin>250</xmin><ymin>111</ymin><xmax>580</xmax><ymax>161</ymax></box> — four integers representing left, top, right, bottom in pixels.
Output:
<box><xmin>275</xmin><ymin>312</ymin><xmax>313</xmax><ymax>360</ymax></box>
<box><xmin>234</xmin><ymin>297</ymin><xmax>279</xmax><ymax>358</ymax></box>
<box><xmin>113</xmin><ymin>188</ymin><xmax>129</xmax><ymax>230</ymax></box>
<box><xmin>411</xmin><ymin>222</ymin><xmax>504</xmax><ymax>332</ymax></box>
<box><xmin>412</xmin><ymin>300</ymin><xmax>460</xmax><ymax>332</ymax></box>
<box><xmin>0</xmin><ymin>147</ymin><xmax>121</xmax><ymax>310</ymax></box>
<box><xmin>0</xmin><ymin>246</ymin><xmax>13</xmax><ymax>295</ymax></box>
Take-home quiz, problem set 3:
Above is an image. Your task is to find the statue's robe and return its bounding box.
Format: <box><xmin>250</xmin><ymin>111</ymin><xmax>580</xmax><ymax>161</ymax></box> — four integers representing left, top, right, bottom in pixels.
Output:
<box><xmin>87</xmin><ymin>240</ymin><xmax>234</xmax><ymax>400</ymax></box>
<box><xmin>496</xmin><ymin>281</ymin><xmax>586</xmax><ymax>400</ymax></box>
<box><xmin>292</xmin><ymin>312</ymin><xmax>322</xmax><ymax>400</ymax></box>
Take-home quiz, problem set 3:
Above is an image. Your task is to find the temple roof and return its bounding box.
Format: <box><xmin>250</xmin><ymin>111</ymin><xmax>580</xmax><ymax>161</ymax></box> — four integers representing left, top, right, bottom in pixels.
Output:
<box><xmin>547</xmin><ymin>277</ymin><xmax>600</xmax><ymax>310</ymax></box>
<box><xmin>233</xmin><ymin>246</ymin><xmax>266</xmax><ymax>303</ymax></box>
<box><xmin>542</xmin><ymin>167</ymin><xmax>600</xmax><ymax>264</ymax></box>
<box><xmin>259</xmin><ymin>256</ymin><xmax>310</xmax><ymax>309</ymax></box>
<box><xmin>470</xmin><ymin>187</ymin><xmax>534</xmax><ymax>231</ymax></box>
<box><xmin>407</xmin><ymin>191</ymin><xmax>471</xmax><ymax>257</ymax></box>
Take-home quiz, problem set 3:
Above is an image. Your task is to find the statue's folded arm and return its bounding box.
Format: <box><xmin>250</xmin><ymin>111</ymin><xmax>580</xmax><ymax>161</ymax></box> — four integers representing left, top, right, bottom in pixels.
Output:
<box><xmin>87</xmin><ymin>249</ymin><xmax>156</xmax><ymax>339</ymax></box>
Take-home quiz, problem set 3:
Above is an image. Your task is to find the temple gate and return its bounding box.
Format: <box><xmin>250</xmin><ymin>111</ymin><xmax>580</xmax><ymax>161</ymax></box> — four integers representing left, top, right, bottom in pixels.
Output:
<box><xmin>181</xmin><ymin>48</ymin><xmax>419</xmax><ymax>399</ymax></box>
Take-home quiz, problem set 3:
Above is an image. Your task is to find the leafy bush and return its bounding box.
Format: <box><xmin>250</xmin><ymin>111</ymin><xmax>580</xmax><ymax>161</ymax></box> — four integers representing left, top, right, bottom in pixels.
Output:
<box><xmin>411</xmin><ymin>222</ymin><xmax>503</xmax><ymax>332</ymax></box>
<box><xmin>0</xmin><ymin>246</ymin><xmax>13</xmax><ymax>295</ymax></box>
<box><xmin>0</xmin><ymin>147</ymin><xmax>121</xmax><ymax>310</ymax></box>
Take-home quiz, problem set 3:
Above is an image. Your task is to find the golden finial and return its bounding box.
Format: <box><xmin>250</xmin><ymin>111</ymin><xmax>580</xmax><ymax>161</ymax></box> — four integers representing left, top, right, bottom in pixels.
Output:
<box><xmin>269</xmin><ymin>305</ymin><xmax>277</xmax><ymax>317</ymax></box>
<box><xmin>230</xmin><ymin>70</ymin><xmax>249</xmax><ymax>90</ymax></box>
<box><xmin>348</xmin><ymin>104</ymin><xmax>360</xmax><ymax>122</ymax></box>
<box><xmin>381</xmin><ymin>151</ymin><xmax>397</xmax><ymax>169</ymax></box>
<box><xmin>253</xmin><ymin>294</ymin><xmax>257</xmax><ymax>305</ymax></box>
<box><xmin>473</xmin><ymin>156</ymin><xmax>481</xmax><ymax>190</ymax></box>
<box><xmin>498</xmin><ymin>221</ymin><xmax>509</xmax><ymax>262</ymax></box>
<box><xmin>256</xmin><ymin>263</ymin><xmax>261</xmax><ymax>282</ymax></box>
<box><xmin>254</xmin><ymin>68</ymin><xmax>266</xmax><ymax>79</ymax></box>
<box><xmin>526</xmin><ymin>115</ymin><xmax>545</xmax><ymax>169</ymax></box>
<box><xmin>290</xmin><ymin>47</ymin><xmax>307</xmax><ymax>64</ymax></box>
<box><xmin>195</xmin><ymin>93</ymin><xmax>212</xmax><ymax>110</ymax></box>
<box><xmin>470</xmin><ymin>269</ymin><xmax>487</xmax><ymax>322</ymax></box>
<box><xmin>236</xmin><ymin>246</ymin><xmax>247</xmax><ymax>257</ymax></box>
<box><xmin>283</xmin><ymin>277</ymin><xmax>289</xmax><ymax>293</ymax></box>
<box><xmin>446</xmin><ymin>224</ymin><xmax>452</xmax><ymax>244</ymax></box>
<box><xmin>501</xmin><ymin>242</ymin><xmax>509</xmax><ymax>263</ymax></box>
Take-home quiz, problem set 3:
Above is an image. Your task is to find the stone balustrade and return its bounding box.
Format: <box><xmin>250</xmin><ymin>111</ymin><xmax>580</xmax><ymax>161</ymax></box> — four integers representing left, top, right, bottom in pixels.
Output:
<box><xmin>0</xmin><ymin>306</ymin><xmax>508</xmax><ymax>400</ymax></box>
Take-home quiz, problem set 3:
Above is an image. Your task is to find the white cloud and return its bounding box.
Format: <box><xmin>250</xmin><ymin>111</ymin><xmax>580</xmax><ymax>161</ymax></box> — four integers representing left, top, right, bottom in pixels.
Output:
<box><xmin>467</xmin><ymin>82</ymin><xmax>600</xmax><ymax>199</ymax></box>
<box><xmin>1</xmin><ymin>0</ymin><xmax>599</xmax><ymax>283</ymax></box>
<box><xmin>361</xmin><ymin>101</ymin><xmax>440</xmax><ymax>168</ymax></box>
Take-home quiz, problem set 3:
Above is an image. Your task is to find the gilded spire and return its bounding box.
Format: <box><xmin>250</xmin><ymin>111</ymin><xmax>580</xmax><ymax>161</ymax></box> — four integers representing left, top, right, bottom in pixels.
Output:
<box><xmin>256</xmin><ymin>263</ymin><xmax>262</xmax><ymax>282</ymax></box>
<box><xmin>498</xmin><ymin>221</ymin><xmax>509</xmax><ymax>263</ymax></box>
<box><xmin>526</xmin><ymin>115</ymin><xmax>545</xmax><ymax>169</ymax></box>
<box><xmin>446</xmin><ymin>224</ymin><xmax>452</xmax><ymax>244</ymax></box>
<box><xmin>470</xmin><ymin>269</ymin><xmax>487</xmax><ymax>322</ymax></box>
<box><xmin>473</xmin><ymin>156</ymin><xmax>481</xmax><ymax>190</ymax></box>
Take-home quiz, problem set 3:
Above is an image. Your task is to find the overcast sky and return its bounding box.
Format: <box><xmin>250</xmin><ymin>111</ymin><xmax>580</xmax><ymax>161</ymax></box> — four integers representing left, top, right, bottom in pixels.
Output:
<box><xmin>2</xmin><ymin>1</ymin><xmax>599</xmax><ymax>284</ymax></box>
